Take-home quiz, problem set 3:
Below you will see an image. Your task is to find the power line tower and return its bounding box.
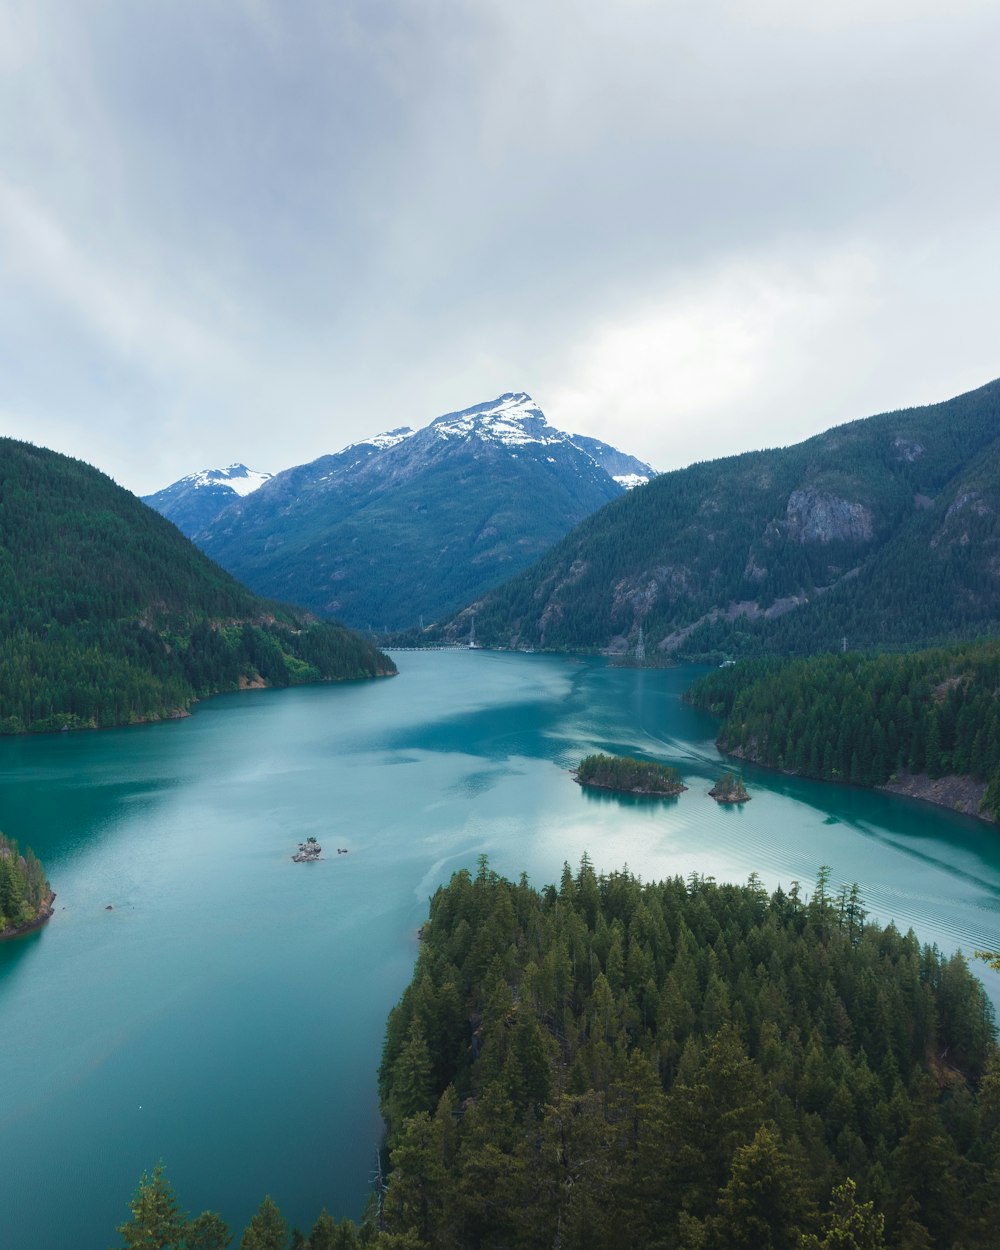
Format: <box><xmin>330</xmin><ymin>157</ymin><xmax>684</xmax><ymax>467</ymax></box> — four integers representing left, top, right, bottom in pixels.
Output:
<box><xmin>634</xmin><ymin>625</ymin><xmax>646</xmax><ymax>666</ymax></box>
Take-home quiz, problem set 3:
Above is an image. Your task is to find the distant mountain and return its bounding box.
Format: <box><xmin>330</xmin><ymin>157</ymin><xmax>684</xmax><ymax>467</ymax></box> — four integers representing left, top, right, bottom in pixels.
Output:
<box><xmin>153</xmin><ymin>393</ymin><xmax>655</xmax><ymax>630</ymax></box>
<box><xmin>445</xmin><ymin>378</ymin><xmax>1000</xmax><ymax>656</ymax></box>
<box><xmin>0</xmin><ymin>438</ymin><xmax>393</xmax><ymax>734</ymax></box>
<box><xmin>142</xmin><ymin>463</ymin><xmax>272</xmax><ymax>535</ymax></box>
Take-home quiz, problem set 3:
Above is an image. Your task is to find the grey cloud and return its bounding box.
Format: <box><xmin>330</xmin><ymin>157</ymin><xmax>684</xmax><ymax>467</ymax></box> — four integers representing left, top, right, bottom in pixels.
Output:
<box><xmin>1</xmin><ymin>0</ymin><xmax>998</xmax><ymax>492</ymax></box>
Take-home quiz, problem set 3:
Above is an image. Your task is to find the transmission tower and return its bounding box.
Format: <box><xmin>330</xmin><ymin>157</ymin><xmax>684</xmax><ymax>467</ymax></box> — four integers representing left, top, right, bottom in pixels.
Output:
<box><xmin>634</xmin><ymin>625</ymin><xmax>646</xmax><ymax>666</ymax></box>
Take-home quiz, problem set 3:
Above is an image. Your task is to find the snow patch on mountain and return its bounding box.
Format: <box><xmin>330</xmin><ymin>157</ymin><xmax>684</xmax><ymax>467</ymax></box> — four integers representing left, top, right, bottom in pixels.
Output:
<box><xmin>185</xmin><ymin>465</ymin><xmax>272</xmax><ymax>496</ymax></box>
<box><xmin>431</xmin><ymin>392</ymin><xmax>562</xmax><ymax>447</ymax></box>
<box><xmin>364</xmin><ymin>427</ymin><xmax>416</xmax><ymax>451</ymax></box>
<box><xmin>419</xmin><ymin>393</ymin><xmax>658</xmax><ymax>488</ymax></box>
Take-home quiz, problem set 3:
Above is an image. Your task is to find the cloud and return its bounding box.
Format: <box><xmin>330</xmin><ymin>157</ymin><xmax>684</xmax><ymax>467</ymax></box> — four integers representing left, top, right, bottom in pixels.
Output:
<box><xmin>543</xmin><ymin>244</ymin><xmax>882</xmax><ymax>468</ymax></box>
<box><xmin>0</xmin><ymin>182</ymin><xmax>244</xmax><ymax>377</ymax></box>
<box><xmin>0</xmin><ymin>0</ymin><xmax>999</xmax><ymax>494</ymax></box>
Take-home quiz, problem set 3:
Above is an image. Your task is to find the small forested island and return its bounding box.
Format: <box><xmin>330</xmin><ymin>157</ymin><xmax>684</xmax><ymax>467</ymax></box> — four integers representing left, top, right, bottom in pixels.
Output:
<box><xmin>575</xmin><ymin>752</ymin><xmax>686</xmax><ymax>796</ymax></box>
<box><xmin>708</xmin><ymin>771</ymin><xmax>750</xmax><ymax>803</ymax></box>
<box><xmin>0</xmin><ymin>832</ymin><xmax>53</xmax><ymax>938</ymax></box>
<box><xmin>113</xmin><ymin>857</ymin><xmax>1000</xmax><ymax>1249</ymax></box>
<box><xmin>686</xmin><ymin>639</ymin><xmax>1000</xmax><ymax>820</ymax></box>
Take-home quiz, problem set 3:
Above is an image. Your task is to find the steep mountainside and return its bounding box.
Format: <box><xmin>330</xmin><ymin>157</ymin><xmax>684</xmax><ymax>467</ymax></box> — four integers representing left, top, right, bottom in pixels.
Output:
<box><xmin>142</xmin><ymin>463</ymin><xmax>272</xmax><ymax>535</ymax></box>
<box><xmin>168</xmin><ymin>393</ymin><xmax>654</xmax><ymax>630</ymax></box>
<box><xmin>0</xmin><ymin>438</ymin><xmax>393</xmax><ymax>733</ymax></box>
<box><xmin>449</xmin><ymin>378</ymin><xmax>1000</xmax><ymax>655</ymax></box>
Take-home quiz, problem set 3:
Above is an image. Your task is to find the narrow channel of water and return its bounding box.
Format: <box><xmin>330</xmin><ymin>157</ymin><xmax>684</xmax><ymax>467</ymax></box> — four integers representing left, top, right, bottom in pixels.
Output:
<box><xmin>2</xmin><ymin>652</ymin><xmax>999</xmax><ymax>1248</ymax></box>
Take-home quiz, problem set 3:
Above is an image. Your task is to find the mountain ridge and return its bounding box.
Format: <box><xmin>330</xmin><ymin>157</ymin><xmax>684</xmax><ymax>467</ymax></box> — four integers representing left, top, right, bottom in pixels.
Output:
<box><xmin>441</xmin><ymin>377</ymin><xmax>1000</xmax><ymax>656</ymax></box>
<box><xmin>148</xmin><ymin>392</ymin><xmax>655</xmax><ymax>630</ymax></box>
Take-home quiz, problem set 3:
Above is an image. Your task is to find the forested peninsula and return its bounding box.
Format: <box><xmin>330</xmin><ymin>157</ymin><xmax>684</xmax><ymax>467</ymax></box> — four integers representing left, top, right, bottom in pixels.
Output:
<box><xmin>0</xmin><ymin>832</ymin><xmax>52</xmax><ymax>938</ymax></box>
<box><xmin>115</xmin><ymin>858</ymin><xmax>1000</xmax><ymax>1249</ymax></box>
<box><xmin>574</xmin><ymin>752</ymin><xmax>686</xmax><ymax>796</ymax></box>
<box><xmin>687</xmin><ymin>640</ymin><xmax>1000</xmax><ymax>820</ymax></box>
<box><xmin>0</xmin><ymin>438</ymin><xmax>395</xmax><ymax>734</ymax></box>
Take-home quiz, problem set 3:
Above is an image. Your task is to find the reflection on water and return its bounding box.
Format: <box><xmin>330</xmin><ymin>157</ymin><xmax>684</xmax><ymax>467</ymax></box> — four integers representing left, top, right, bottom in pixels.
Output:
<box><xmin>577</xmin><ymin>784</ymin><xmax>682</xmax><ymax>812</ymax></box>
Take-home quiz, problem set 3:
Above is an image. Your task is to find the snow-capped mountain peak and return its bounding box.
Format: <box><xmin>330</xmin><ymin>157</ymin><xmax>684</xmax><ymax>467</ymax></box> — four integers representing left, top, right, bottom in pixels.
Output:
<box><xmin>430</xmin><ymin>392</ymin><xmax>562</xmax><ymax>447</ymax></box>
<box><xmin>183</xmin><ymin>464</ymin><xmax>272</xmax><ymax>497</ymax></box>
<box><xmin>145</xmin><ymin>390</ymin><xmax>656</xmax><ymax>630</ymax></box>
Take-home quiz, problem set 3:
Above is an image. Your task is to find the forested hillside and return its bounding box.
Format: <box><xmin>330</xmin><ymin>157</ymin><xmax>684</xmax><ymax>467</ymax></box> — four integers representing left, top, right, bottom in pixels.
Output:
<box><xmin>687</xmin><ymin>640</ymin><xmax>1000</xmax><ymax>817</ymax></box>
<box><xmin>0</xmin><ymin>438</ymin><xmax>394</xmax><ymax>733</ymax></box>
<box><xmin>447</xmin><ymin>377</ymin><xmax>1000</xmax><ymax>657</ymax></box>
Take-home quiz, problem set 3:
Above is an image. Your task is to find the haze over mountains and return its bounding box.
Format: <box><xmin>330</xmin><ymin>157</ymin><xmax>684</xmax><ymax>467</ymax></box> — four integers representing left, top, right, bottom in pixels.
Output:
<box><xmin>145</xmin><ymin>393</ymin><xmax>655</xmax><ymax>631</ymax></box>
<box><xmin>447</xmin><ymin>378</ymin><xmax>1000</xmax><ymax>657</ymax></box>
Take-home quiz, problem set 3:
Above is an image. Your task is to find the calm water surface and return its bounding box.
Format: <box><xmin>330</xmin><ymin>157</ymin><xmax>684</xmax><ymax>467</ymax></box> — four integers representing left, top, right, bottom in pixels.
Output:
<box><xmin>2</xmin><ymin>652</ymin><xmax>1000</xmax><ymax>1247</ymax></box>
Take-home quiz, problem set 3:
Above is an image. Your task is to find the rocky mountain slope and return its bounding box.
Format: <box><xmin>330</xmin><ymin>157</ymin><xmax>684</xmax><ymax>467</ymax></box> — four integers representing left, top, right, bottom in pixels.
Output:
<box><xmin>0</xmin><ymin>438</ymin><xmax>393</xmax><ymax>733</ymax></box>
<box><xmin>445</xmin><ymin>377</ymin><xmax>1000</xmax><ymax>656</ymax></box>
<box><xmin>154</xmin><ymin>393</ymin><xmax>654</xmax><ymax>630</ymax></box>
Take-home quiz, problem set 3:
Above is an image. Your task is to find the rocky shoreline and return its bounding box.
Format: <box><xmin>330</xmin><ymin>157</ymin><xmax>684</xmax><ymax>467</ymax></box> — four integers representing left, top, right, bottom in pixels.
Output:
<box><xmin>875</xmin><ymin>771</ymin><xmax>993</xmax><ymax>822</ymax></box>
<box><xmin>724</xmin><ymin>743</ymin><xmax>993</xmax><ymax>823</ymax></box>
<box><xmin>0</xmin><ymin>891</ymin><xmax>56</xmax><ymax>941</ymax></box>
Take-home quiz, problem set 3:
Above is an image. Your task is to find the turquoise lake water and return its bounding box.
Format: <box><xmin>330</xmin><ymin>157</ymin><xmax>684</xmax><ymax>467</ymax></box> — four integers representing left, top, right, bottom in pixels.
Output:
<box><xmin>2</xmin><ymin>651</ymin><xmax>1000</xmax><ymax>1247</ymax></box>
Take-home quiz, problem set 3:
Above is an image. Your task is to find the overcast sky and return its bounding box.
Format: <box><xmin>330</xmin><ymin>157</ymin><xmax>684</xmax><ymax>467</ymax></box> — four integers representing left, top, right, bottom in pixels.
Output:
<box><xmin>1</xmin><ymin>0</ymin><xmax>999</xmax><ymax>495</ymax></box>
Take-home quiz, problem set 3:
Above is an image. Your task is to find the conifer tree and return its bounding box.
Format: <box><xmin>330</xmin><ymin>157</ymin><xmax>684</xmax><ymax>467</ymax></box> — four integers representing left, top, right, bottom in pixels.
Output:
<box><xmin>114</xmin><ymin>1162</ymin><xmax>186</xmax><ymax>1250</ymax></box>
<box><xmin>239</xmin><ymin>1196</ymin><xmax>286</xmax><ymax>1250</ymax></box>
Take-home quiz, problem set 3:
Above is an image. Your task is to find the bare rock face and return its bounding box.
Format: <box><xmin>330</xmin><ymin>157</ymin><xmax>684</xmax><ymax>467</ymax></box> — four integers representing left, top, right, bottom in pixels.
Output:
<box><xmin>786</xmin><ymin>489</ymin><xmax>874</xmax><ymax>544</ymax></box>
<box><xmin>892</xmin><ymin>437</ymin><xmax>925</xmax><ymax>462</ymax></box>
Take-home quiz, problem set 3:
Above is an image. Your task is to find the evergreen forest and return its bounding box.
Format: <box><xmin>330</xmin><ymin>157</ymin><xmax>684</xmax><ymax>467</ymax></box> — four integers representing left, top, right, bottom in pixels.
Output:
<box><xmin>0</xmin><ymin>831</ymin><xmax>49</xmax><ymax>934</ymax></box>
<box><xmin>0</xmin><ymin>437</ymin><xmax>394</xmax><ymax>733</ymax></box>
<box><xmin>119</xmin><ymin>859</ymin><xmax>1000</xmax><ymax>1249</ymax></box>
<box><xmin>686</xmin><ymin>640</ymin><xmax>1000</xmax><ymax>816</ymax></box>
